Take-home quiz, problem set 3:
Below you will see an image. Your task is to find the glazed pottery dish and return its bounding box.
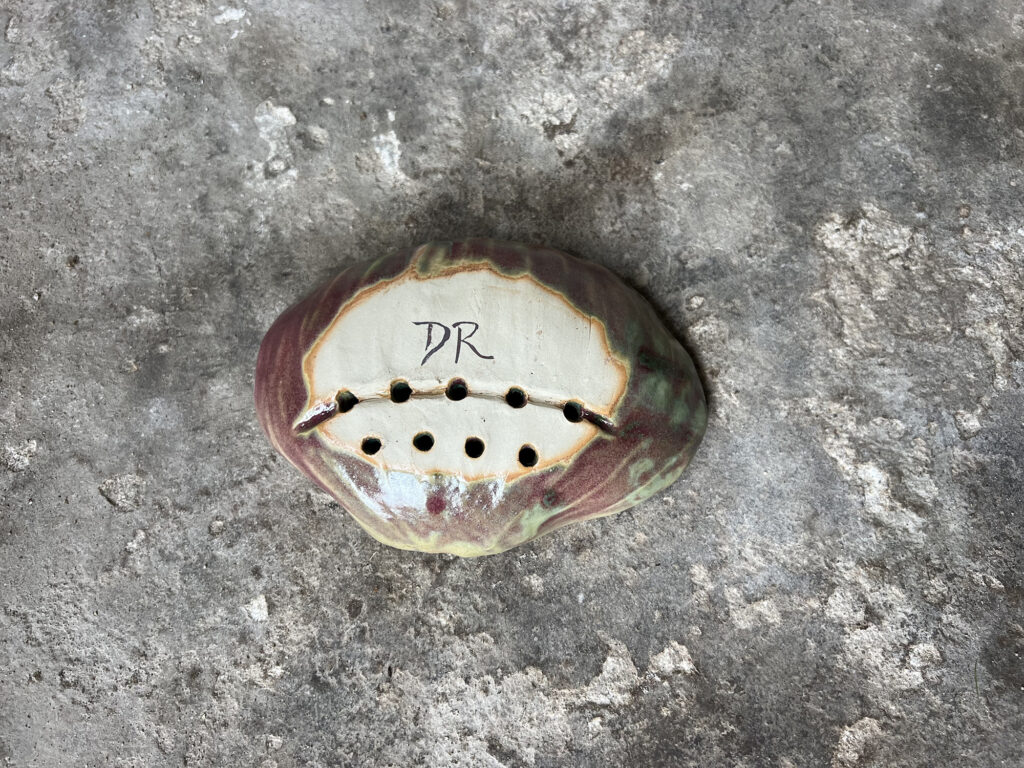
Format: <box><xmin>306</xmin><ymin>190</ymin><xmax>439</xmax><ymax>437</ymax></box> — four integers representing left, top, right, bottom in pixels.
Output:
<box><xmin>255</xmin><ymin>239</ymin><xmax>706</xmax><ymax>556</ymax></box>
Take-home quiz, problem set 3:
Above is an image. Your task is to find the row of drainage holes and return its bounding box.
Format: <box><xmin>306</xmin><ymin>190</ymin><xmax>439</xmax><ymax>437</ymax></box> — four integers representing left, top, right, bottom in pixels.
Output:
<box><xmin>360</xmin><ymin>434</ymin><xmax>539</xmax><ymax>467</ymax></box>
<box><xmin>337</xmin><ymin>380</ymin><xmax>585</xmax><ymax>424</ymax></box>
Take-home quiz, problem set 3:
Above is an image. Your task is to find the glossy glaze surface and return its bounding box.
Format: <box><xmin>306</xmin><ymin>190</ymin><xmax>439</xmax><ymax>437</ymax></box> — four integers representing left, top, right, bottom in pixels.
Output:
<box><xmin>255</xmin><ymin>240</ymin><xmax>706</xmax><ymax>555</ymax></box>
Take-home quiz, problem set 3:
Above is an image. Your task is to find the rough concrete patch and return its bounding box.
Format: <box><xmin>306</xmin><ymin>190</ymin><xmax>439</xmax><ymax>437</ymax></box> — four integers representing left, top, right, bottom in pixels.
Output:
<box><xmin>833</xmin><ymin>718</ymin><xmax>883</xmax><ymax>768</ymax></box>
<box><xmin>98</xmin><ymin>474</ymin><xmax>145</xmax><ymax>510</ymax></box>
<box><xmin>213</xmin><ymin>8</ymin><xmax>246</xmax><ymax>25</ymax></box>
<box><xmin>244</xmin><ymin>594</ymin><xmax>269</xmax><ymax>622</ymax></box>
<box><xmin>372</xmin><ymin>130</ymin><xmax>404</xmax><ymax>179</ymax></box>
<box><xmin>299</xmin><ymin>124</ymin><xmax>329</xmax><ymax>149</ymax></box>
<box><xmin>250</xmin><ymin>100</ymin><xmax>297</xmax><ymax>189</ymax></box>
<box><xmin>581</xmin><ymin>639</ymin><xmax>640</xmax><ymax>706</ymax></box>
<box><xmin>394</xmin><ymin>661</ymin><xmax>572</xmax><ymax>766</ymax></box>
<box><xmin>648</xmin><ymin>641</ymin><xmax>697</xmax><ymax>677</ymax></box>
<box><xmin>2</xmin><ymin>439</ymin><xmax>38</xmax><ymax>472</ymax></box>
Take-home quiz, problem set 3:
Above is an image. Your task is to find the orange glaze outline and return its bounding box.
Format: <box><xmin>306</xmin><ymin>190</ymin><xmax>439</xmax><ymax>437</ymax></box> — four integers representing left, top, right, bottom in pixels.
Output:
<box><xmin>297</xmin><ymin>248</ymin><xmax>630</xmax><ymax>481</ymax></box>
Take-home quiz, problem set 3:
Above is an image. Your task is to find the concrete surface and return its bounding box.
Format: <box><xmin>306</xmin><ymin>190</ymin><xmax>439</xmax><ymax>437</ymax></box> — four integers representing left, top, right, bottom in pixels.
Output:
<box><xmin>1</xmin><ymin>1</ymin><xmax>1023</xmax><ymax>766</ymax></box>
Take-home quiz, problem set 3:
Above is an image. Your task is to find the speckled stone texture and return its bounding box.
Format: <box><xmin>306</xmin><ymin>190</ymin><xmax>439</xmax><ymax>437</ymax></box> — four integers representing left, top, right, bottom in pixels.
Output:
<box><xmin>1</xmin><ymin>1</ymin><xmax>1022</xmax><ymax>766</ymax></box>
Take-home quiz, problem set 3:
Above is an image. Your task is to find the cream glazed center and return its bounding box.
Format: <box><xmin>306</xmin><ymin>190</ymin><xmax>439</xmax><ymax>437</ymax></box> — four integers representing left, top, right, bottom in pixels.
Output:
<box><xmin>297</xmin><ymin>264</ymin><xmax>629</xmax><ymax>481</ymax></box>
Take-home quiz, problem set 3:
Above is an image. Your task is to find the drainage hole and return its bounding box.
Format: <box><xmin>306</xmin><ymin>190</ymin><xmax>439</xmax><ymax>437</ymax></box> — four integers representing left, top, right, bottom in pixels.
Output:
<box><xmin>361</xmin><ymin>437</ymin><xmax>382</xmax><ymax>455</ymax></box>
<box><xmin>337</xmin><ymin>390</ymin><xmax>359</xmax><ymax>413</ymax></box>
<box><xmin>563</xmin><ymin>400</ymin><xmax>584</xmax><ymax>423</ymax></box>
<box><xmin>390</xmin><ymin>380</ymin><xmax>412</xmax><ymax>403</ymax></box>
<box><xmin>518</xmin><ymin>444</ymin><xmax>538</xmax><ymax>467</ymax></box>
<box><xmin>465</xmin><ymin>437</ymin><xmax>485</xmax><ymax>458</ymax></box>
<box><xmin>446</xmin><ymin>378</ymin><xmax>468</xmax><ymax>401</ymax></box>
<box><xmin>413</xmin><ymin>432</ymin><xmax>435</xmax><ymax>452</ymax></box>
<box><xmin>505</xmin><ymin>387</ymin><xmax>527</xmax><ymax>408</ymax></box>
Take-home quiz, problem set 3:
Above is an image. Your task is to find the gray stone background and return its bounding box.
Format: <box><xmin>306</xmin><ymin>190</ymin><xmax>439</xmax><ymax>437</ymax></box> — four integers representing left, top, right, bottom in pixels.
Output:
<box><xmin>1</xmin><ymin>0</ymin><xmax>1022</xmax><ymax>765</ymax></box>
